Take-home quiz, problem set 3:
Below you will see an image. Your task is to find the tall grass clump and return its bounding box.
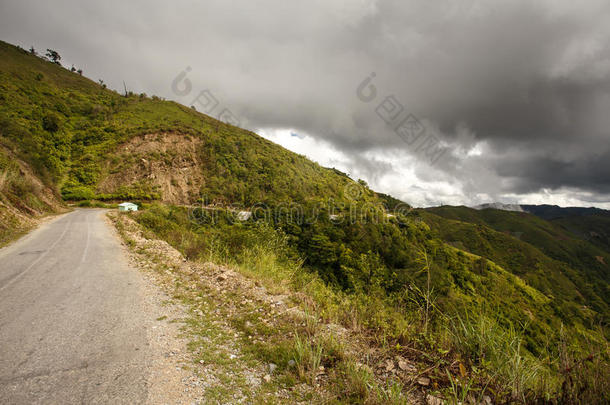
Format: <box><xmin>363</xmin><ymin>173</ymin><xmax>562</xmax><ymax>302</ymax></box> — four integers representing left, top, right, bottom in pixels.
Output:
<box><xmin>447</xmin><ymin>310</ymin><xmax>556</xmax><ymax>401</ymax></box>
<box><xmin>292</xmin><ymin>333</ymin><xmax>324</xmax><ymax>384</ymax></box>
<box><xmin>556</xmin><ymin>325</ymin><xmax>610</xmax><ymax>404</ymax></box>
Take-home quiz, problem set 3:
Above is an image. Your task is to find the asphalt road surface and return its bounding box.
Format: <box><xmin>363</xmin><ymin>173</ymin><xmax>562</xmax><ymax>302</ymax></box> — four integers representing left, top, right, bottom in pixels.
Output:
<box><xmin>0</xmin><ymin>209</ymin><xmax>154</xmax><ymax>404</ymax></box>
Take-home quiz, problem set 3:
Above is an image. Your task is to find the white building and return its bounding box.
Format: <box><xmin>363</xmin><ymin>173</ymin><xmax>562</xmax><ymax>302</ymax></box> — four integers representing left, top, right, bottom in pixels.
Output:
<box><xmin>118</xmin><ymin>202</ymin><xmax>138</xmax><ymax>212</ymax></box>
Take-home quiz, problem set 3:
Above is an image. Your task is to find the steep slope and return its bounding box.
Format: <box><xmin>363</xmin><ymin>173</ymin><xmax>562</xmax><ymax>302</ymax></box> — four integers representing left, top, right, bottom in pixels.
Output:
<box><xmin>0</xmin><ymin>41</ymin><xmax>363</xmax><ymax>206</ymax></box>
<box><xmin>554</xmin><ymin>214</ymin><xmax>610</xmax><ymax>255</ymax></box>
<box><xmin>424</xmin><ymin>206</ymin><xmax>609</xmax><ymax>325</ymax></box>
<box><xmin>427</xmin><ymin>206</ymin><xmax>610</xmax><ymax>278</ymax></box>
<box><xmin>523</xmin><ymin>204</ymin><xmax>610</xmax><ymax>253</ymax></box>
<box><xmin>0</xmin><ymin>146</ymin><xmax>62</xmax><ymax>245</ymax></box>
<box><xmin>522</xmin><ymin>204</ymin><xmax>610</xmax><ymax>220</ymax></box>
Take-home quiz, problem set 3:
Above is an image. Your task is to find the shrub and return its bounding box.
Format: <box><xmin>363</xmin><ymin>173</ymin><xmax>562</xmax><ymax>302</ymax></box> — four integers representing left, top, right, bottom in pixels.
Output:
<box><xmin>61</xmin><ymin>185</ymin><xmax>95</xmax><ymax>200</ymax></box>
<box><xmin>42</xmin><ymin>113</ymin><xmax>61</xmax><ymax>132</ymax></box>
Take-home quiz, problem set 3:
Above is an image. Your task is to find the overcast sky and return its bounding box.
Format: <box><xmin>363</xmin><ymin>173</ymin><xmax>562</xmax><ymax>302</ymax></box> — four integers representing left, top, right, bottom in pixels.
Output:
<box><xmin>1</xmin><ymin>0</ymin><xmax>609</xmax><ymax>208</ymax></box>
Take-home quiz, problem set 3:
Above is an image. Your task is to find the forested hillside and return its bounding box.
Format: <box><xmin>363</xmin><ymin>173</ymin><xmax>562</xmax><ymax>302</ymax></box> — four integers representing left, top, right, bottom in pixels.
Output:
<box><xmin>0</xmin><ymin>41</ymin><xmax>365</xmax><ymax>206</ymax></box>
<box><xmin>423</xmin><ymin>207</ymin><xmax>610</xmax><ymax>326</ymax></box>
<box><xmin>523</xmin><ymin>204</ymin><xmax>610</xmax><ymax>253</ymax></box>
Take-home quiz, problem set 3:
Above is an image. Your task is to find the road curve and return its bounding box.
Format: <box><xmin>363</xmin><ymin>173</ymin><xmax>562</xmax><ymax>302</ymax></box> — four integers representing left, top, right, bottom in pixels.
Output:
<box><xmin>0</xmin><ymin>209</ymin><xmax>154</xmax><ymax>404</ymax></box>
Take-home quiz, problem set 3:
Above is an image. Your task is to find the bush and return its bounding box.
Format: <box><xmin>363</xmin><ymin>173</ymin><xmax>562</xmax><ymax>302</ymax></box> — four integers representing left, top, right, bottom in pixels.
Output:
<box><xmin>42</xmin><ymin>113</ymin><xmax>61</xmax><ymax>132</ymax></box>
<box><xmin>61</xmin><ymin>185</ymin><xmax>95</xmax><ymax>200</ymax></box>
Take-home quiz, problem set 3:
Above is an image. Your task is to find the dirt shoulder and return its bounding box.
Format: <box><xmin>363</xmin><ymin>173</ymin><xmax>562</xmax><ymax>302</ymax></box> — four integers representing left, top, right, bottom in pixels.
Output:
<box><xmin>104</xmin><ymin>211</ymin><xmax>205</xmax><ymax>404</ymax></box>
<box><xmin>107</xmin><ymin>211</ymin><xmax>324</xmax><ymax>404</ymax></box>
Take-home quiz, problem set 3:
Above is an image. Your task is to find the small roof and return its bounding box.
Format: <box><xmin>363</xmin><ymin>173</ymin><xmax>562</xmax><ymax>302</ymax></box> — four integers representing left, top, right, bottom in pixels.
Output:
<box><xmin>118</xmin><ymin>202</ymin><xmax>138</xmax><ymax>207</ymax></box>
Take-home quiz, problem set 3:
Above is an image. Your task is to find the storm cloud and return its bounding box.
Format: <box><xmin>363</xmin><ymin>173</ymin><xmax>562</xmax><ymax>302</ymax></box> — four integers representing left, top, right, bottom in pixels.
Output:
<box><xmin>1</xmin><ymin>0</ymin><xmax>609</xmax><ymax>207</ymax></box>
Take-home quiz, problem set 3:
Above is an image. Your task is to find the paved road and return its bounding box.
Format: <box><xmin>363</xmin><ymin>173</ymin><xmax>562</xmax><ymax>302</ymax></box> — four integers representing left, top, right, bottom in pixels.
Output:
<box><xmin>0</xmin><ymin>209</ymin><xmax>153</xmax><ymax>404</ymax></box>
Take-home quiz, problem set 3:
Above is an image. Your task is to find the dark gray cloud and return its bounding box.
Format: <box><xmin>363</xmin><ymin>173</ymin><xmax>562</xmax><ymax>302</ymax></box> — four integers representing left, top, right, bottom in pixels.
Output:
<box><xmin>1</xmin><ymin>0</ymin><xmax>609</xmax><ymax>207</ymax></box>
<box><xmin>495</xmin><ymin>147</ymin><xmax>610</xmax><ymax>194</ymax></box>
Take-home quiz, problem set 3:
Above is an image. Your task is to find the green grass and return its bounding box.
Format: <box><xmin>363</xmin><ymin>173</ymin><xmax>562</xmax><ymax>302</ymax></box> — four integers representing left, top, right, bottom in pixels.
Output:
<box><xmin>0</xmin><ymin>40</ymin><xmax>386</xmax><ymax>207</ymax></box>
<box><xmin>129</xmin><ymin>204</ymin><xmax>610</xmax><ymax>402</ymax></box>
<box><xmin>0</xmin><ymin>147</ymin><xmax>61</xmax><ymax>245</ymax></box>
<box><xmin>423</xmin><ymin>207</ymin><xmax>609</xmax><ymax>328</ymax></box>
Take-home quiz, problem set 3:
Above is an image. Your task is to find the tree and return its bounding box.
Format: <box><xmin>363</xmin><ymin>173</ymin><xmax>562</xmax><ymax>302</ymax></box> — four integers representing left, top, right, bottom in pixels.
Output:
<box><xmin>45</xmin><ymin>49</ymin><xmax>61</xmax><ymax>65</ymax></box>
<box><xmin>29</xmin><ymin>46</ymin><xmax>36</xmax><ymax>55</ymax></box>
<box><xmin>474</xmin><ymin>257</ymin><xmax>487</xmax><ymax>274</ymax></box>
<box><xmin>42</xmin><ymin>113</ymin><xmax>61</xmax><ymax>132</ymax></box>
<box><xmin>77</xmin><ymin>68</ymin><xmax>83</xmax><ymax>75</ymax></box>
<box><xmin>415</xmin><ymin>245</ymin><xmax>433</xmax><ymax>334</ymax></box>
<box><xmin>70</xmin><ymin>65</ymin><xmax>76</xmax><ymax>72</ymax></box>
<box><xmin>359</xmin><ymin>250</ymin><xmax>385</xmax><ymax>293</ymax></box>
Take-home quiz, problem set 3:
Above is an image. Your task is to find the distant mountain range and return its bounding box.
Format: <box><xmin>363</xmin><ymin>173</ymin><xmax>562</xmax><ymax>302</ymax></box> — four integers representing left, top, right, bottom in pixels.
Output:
<box><xmin>474</xmin><ymin>202</ymin><xmax>609</xmax><ymax>217</ymax></box>
<box><xmin>473</xmin><ymin>202</ymin><xmax>524</xmax><ymax>212</ymax></box>
<box><xmin>521</xmin><ymin>204</ymin><xmax>610</xmax><ymax>219</ymax></box>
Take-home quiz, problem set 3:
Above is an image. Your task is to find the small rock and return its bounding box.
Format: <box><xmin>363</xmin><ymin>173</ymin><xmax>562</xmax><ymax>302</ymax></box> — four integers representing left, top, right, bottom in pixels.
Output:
<box><xmin>417</xmin><ymin>376</ymin><xmax>431</xmax><ymax>386</ymax></box>
<box><xmin>398</xmin><ymin>360</ymin><xmax>415</xmax><ymax>372</ymax></box>
<box><xmin>426</xmin><ymin>394</ymin><xmax>443</xmax><ymax>405</ymax></box>
<box><xmin>269</xmin><ymin>363</ymin><xmax>277</xmax><ymax>373</ymax></box>
<box><xmin>198</xmin><ymin>360</ymin><xmax>204</xmax><ymax>364</ymax></box>
<box><xmin>217</xmin><ymin>273</ymin><xmax>228</xmax><ymax>282</ymax></box>
<box><xmin>263</xmin><ymin>374</ymin><xmax>271</xmax><ymax>383</ymax></box>
<box><xmin>288</xmin><ymin>360</ymin><xmax>296</xmax><ymax>367</ymax></box>
<box><xmin>483</xmin><ymin>395</ymin><xmax>493</xmax><ymax>405</ymax></box>
<box><xmin>385</xmin><ymin>359</ymin><xmax>395</xmax><ymax>372</ymax></box>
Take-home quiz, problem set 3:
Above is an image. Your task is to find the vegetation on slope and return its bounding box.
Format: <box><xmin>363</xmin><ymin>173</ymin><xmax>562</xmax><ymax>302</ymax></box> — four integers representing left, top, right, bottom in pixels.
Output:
<box><xmin>554</xmin><ymin>214</ymin><xmax>610</xmax><ymax>254</ymax></box>
<box><xmin>425</xmin><ymin>206</ymin><xmax>610</xmax><ymax>322</ymax></box>
<box><xmin>130</xmin><ymin>204</ymin><xmax>608</xmax><ymax>402</ymax></box>
<box><xmin>0</xmin><ymin>147</ymin><xmax>62</xmax><ymax>245</ymax></box>
<box><xmin>0</xmin><ymin>41</ymin><xmax>368</xmax><ymax>206</ymax></box>
<box><xmin>523</xmin><ymin>204</ymin><xmax>610</xmax><ymax>254</ymax></box>
<box><xmin>427</xmin><ymin>206</ymin><xmax>610</xmax><ymax>280</ymax></box>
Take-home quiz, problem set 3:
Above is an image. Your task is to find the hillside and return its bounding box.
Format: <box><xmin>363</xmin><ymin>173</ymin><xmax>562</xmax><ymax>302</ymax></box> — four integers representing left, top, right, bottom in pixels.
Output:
<box><xmin>0</xmin><ymin>146</ymin><xmax>62</xmax><ymax>245</ymax></box>
<box><xmin>427</xmin><ymin>206</ymin><xmax>610</xmax><ymax>283</ymax></box>
<box><xmin>522</xmin><ymin>204</ymin><xmax>610</xmax><ymax>220</ymax></box>
<box><xmin>422</xmin><ymin>207</ymin><xmax>609</xmax><ymax>325</ymax></box>
<box><xmin>0</xmin><ymin>41</ymin><xmax>363</xmax><ymax>207</ymax></box>
<box><xmin>523</xmin><ymin>204</ymin><xmax>610</xmax><ymax>253</ymax></box>
<box><xmin>1</xmin><ymin>40</ymin><xmax>608</xmax><ymax>402</ymax></box>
